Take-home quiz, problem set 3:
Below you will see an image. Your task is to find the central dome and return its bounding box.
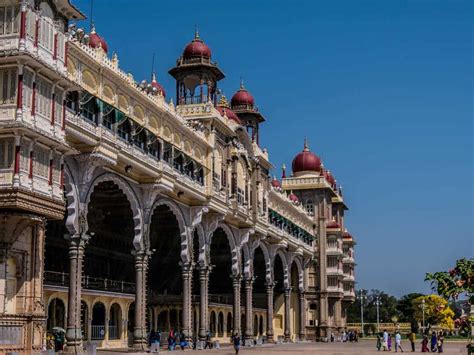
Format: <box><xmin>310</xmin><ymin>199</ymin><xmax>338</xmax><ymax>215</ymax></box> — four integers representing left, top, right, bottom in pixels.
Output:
<box><xmin>183</xmin><ymin>30</ymin><xmax>211</xmax><ymax>59</ymax></box>
<box><xmin>292</xmin><ymin>140</ymin><xmax>321</xmax><ymax>176</ymax></box>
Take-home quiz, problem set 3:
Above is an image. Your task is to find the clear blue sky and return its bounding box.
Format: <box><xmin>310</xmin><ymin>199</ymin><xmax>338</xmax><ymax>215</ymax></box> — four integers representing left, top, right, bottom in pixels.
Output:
<box><xmin>73</xmin><ymin>0</ymin><xmax>473</xmax><ymax>297</ymax></box>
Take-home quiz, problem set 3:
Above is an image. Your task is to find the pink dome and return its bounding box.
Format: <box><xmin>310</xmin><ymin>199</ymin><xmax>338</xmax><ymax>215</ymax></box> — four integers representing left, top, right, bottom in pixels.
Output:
<box><xmin>327</xmin><ymin>220</ymin><xmax>340</xmax><ymax>229</ymax></box>
<box><xmin>289</xmin><ymin>193</ymin><xmax>299</xmax><ymax>203</ymax></box>
<box><xmin>183</xmin><ymin>31</ymin><xmax>211</xmax><ymax>59</ymax></box>
<box><xmin>217</xmin><ymin>106</ymin><xmax>241</xmax><ymax>124</ymax></box>
<box><xmin>151</xmin><ymin>74</ymin><xmax>166</xmax><ymax>98</ymax></box>
<box><xmin>292</xmin><ymin>140</ymin><xmax>321</xmax><ymax>174</ymax></box>
<box><xmin>271</xmin><ymin>176</ymin><xmax>281</xmax><ymax>188</ymax></box>
<box><xmin>89</xmin><ymin>26</ymin><xmax>108</xmax><ymax>53</ymax></box>
<box><xmin>231</xmin><ymin>83</ymin><xmax>255</xmax><ymax>109</ymax></box>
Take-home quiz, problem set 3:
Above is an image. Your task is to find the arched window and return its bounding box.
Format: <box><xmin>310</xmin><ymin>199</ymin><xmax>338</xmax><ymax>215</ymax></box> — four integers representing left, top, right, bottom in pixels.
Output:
<box><xmin>91</xmin><ymin>302</ymin><xmax>106</xmax><ymax>340</ymax></box>
<box><xmin>226</xmin><ymin>313</ymin><xmax>232</xmax><ymax>335</ymax></box>
<box><xmin>109</xmin><ymin>303</ymin><xmax>122</xmax><ymax>340</ymax></box>
<box><xmin>218</xmin><ymin>312</ymin><xmax>224</xmax><ymax>337</ymax></box>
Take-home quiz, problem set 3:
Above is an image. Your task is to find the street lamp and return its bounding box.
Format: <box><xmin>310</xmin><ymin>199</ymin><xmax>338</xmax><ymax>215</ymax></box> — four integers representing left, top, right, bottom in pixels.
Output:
<box><xmin>420</xmin><ymin>299</ymin><xmax>426</xmax><ymax>335</ymax></box>
<box><xmin>375</xmin><ymin>296</ymin><xmax>381</xmax><ymax>333</ymax></box>
<box><xmin>358</xmin><ymin>290</ymin><xmax>365</xmax><ymax>337</ymax></box>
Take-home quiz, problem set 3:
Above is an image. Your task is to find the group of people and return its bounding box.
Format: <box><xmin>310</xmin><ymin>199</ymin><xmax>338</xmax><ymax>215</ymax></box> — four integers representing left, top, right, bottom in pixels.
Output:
<box><xmin>148</xmin><ymin>329</ymin><xmax>242</xmax><ymax>354</ymax></box>
<box><xmin>377</xmin><ymin>329</ymin><xmax>445</xmax><ymax>353</ymax></box>
<box><xmin>330</xmin><ymin>329</ymin><xmax>359</xmax><ymax>343</ymax></box>
<box><xmin>421</xmin><ymin>331</ymin><xmax>445</xmax><ymax>353</ymax></box>
<box><xmin>376</xmin><ymin>330</ymin><xmax>404</xmax><ymax>352</ymax></box>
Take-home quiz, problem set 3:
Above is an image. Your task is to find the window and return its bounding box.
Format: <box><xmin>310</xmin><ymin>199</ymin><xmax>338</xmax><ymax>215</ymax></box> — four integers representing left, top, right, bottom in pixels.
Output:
<box><xmin>20</xmin><ymin>139</ymin><xmax>29</xmax><ymax>172</ymax></box>
<box><xmin>39</xmin><ymin>16</ymin><xmax>54</xmax><ymax>52</ymax></box>
<box><xmin>0</xmin><ymin>6</ymin><xmax>19</xmax><ymax>36</ymax></box>
<box><xmin>34</xmin><ymin>146</ymin><xmax>49</xmax><ymax>178</ymax></box>
<box><xmin>23</xmin><ymin>69</ymin><xmax>33</xmax><ymax>109</ymax></box>
<box><xmin>327</xmin><ymin>236</ymin><xmax>337</xmax><ymax>248</ymax></box>
<box><xmin>327</xmin><ymin>257</ymin><xmax>338</xmax><ymax>268</ymax></box>
<box><xmin>80</xmin><ymin>94</ymin><xmax>98</xmax><ymax>123</ymax></box>
<box><xmin>0</xmin><ymin>68</ymin><xmax>17</xmax><ymax>105</ymax></box>
<box><xmin>0</xmin><ymin>138</ymin><xmax>14</xmax><ymax>169</ymax></box>
<box><xmin>52</xmin><ymin>153</ymin><xmax>61</xmax><ymax>183</ymax></box>
<box><xmin>305</xmin><ymin>199</ymin><xmax>314</xmax><ymax>215</ymax></box>
<box><xmin>54</xmin><ymin>88</ymin><xmax>63</xmax><ymax>127</ymax></box>
<box><xmin>36</xmin><ymin>77</ymin><xmax>52</xmax><ymax>117</ymax></box>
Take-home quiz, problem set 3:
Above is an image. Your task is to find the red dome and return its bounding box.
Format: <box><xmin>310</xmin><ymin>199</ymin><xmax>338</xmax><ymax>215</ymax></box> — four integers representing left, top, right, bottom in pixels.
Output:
<box><xmin>271</xmin><ymin>176</ymin><xmax>281</xmax><ymax>188</ymax></box>
<box><xmin>151</xmin><ymin>73</ymin><xmax>166</xmax><ymax>98</ymax></box>
<box><xmin>183</xmin><ymin>31</ymin><xmax>211</xmax><ymax>59</ymax></box>
<box><xmin>292</xmin><ymin>140</ymin><xmax>321</xmax><ymax>174</ymax></box>
<box><xmin>231</xmin><ymin>83</ymin><xmax>255</xmax><ymax>109</ymax></box>
<box><xmin>89</xmin><ymin>27</ymin><xmax>108</xmax><ymax>53</ymax></box>
<box><xmin>217</xmin><ymin>107</ymin><xmax>241</xmax><ymax>124</ymax></box>
<box><xmin>289</xmin><ymin>193</ymin><xmax>299</xmax><ymax>203</ymax></box>
<box><xmin>327</xmin><ymin>220</ymin><xmax>340</xmax><ymax>229</ymax></box>
<box><xmin>343</xmin><ymin>231</ymin><xmax>353</xmax><ymax>239</ymax></box>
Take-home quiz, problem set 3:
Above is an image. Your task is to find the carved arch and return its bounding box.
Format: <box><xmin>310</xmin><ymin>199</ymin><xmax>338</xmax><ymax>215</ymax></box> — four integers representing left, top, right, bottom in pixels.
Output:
<box><xmin>63</xmin><ymin>163</ymin><xmax>81</xmax><ymax>236</ymax></box>
<box><xmin>210</xmin><ymin>223</ymin><xmax>240</xmax><ymax>276</ymax></box>
<box><xmin>85</xmin><ymin>173</ymin><xmax>143</xmax><ymax>250</ymax></box>
<box><xmin>275</xmin><ymin>250</ymin><xmax>289</xmax><ymax>288</ymax></box>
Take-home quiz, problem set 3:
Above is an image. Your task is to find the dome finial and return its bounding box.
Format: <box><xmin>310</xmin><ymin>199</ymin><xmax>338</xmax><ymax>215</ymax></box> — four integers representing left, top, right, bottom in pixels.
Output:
<box><xmin>303</xmin><ymin>138</ymin><xmax>309</xmax><ymax>151</ymax></box>
<box><xmin>194</xmin><ymin>24</ymin><xmax>200</xmax><ymax>40</ymax></box>
<box><xmin>240</xmin><ymin>76</ymin><xmax>245</xmax><ymax>90</ymax></box>
<box><xmin>282</xmin><ymin>164</ymin><xmax>286</xmax><ymax>178</ymax></box>
<box><xmin>152</xmin><ymin>71</ymin><xmax>157</xmax><ymax>83</ymax></box>
<box><xmin>91</xmin><ymin>21</ymin><xmax>96</xmax><ymax>34</ymax></box>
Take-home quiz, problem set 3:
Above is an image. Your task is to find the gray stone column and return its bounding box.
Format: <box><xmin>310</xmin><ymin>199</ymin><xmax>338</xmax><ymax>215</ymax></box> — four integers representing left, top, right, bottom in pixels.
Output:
<box><xmin>244</xmin><ymin>277</ymin><xmax>253</xmax><ymax>342</ymax></box>
<box><xmin>198</xmin><ymin>266</ymin><xmax>209</xmax><ymax>340</ymax></box>
<box><xmin>65</xmin><ymin>233</ymin><xmax>89</xmax><ymax>352</ymax></box>
<box><xmin>265</xmin><ymin>282</ymin><xmax>274</xmax><ymax>342</ymax></box>
<box><xmin>181</xmin><ymin>262</ymin><xmax>192</xmax><ymax>339</ymax></box>
<box><xmin>284</xmin><ymin>287</ymin><xmax>291</xmax><ymax>342</ymax></box>
<box><xmin>299</xmin><ymin>292</ymin><xmax>306</xmax><ymax>341</ymax></box>
<box><xmin>232</xmin><ymin>274</ymin><xmax>242</xmax><ymax>336</ymax></box>
<box><xmin>133</xmin><ymin>249</ymin><xmax>150</xmax><ymax>350</ymax></box>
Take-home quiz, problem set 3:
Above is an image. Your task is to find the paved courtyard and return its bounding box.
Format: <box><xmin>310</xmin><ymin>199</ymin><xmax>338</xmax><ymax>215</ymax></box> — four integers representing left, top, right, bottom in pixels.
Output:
<box><xmin>98</xmin><ymin>340</ymin><xmax>468</xmax><ymax>354</ymax></box>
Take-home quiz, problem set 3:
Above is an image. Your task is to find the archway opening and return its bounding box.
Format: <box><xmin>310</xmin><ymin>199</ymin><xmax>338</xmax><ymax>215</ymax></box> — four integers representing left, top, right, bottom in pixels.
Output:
<box><xmin>91</xmin><ymin>302</ymin><xmax>106</xmax><ymax>340</ymax></box>
<box><xmin>290</xmin><ymin>262</ymin><xmax>301</xmax><ymax>337</ymax></box>
<box><xmin>209</xmin><ymin>227</ymin><xmax>233</xmax><ymax>303</ymax></box>
<box><xmin>273</xmin><ymin>254</ymin><xmax>286</xmax><ymax>337</ymax></box>
<box><xmin>253</xmin><ymin>247</ymin><xmax>267</xmax><ymax>322</ymax></box>
<box><xmin>109</xmin><ymin>303</ymin><xmax>122</xmax><ymax>340</ymax></box>
<box><xmin>47</xmin><ymin>298</ymin><xmax>66</xmax><ymax>331</ymax></box>
<box><xmin>85</xmin><ymin>181</ymin><xmax>136</xmax><ymax>289</ymax></box>
<box><xmin>148</xmin><ymin>204</ymin><xmax>183</xmax><ymax>334</ymax></box>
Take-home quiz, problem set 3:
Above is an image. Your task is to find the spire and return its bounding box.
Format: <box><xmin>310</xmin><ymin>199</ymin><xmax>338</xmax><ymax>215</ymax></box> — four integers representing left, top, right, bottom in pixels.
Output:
<box><xmin>240</xmin><ymin>76</ymin><xmax>245</xmax><ymax>90</ymax></box>
<box><xmin>152</xmin><ymin>71</ymin><xmax>157</xmax><ymax>83</ymax></box>
<box><xmin>194</xmin><ymin>25</ymin><xmax>200</xmax><ymax>40</ymax></box>
<box><xmin>282</xmin><ymin>164</ymin><xmax>286</xmax><ymax>178</ymax></box>
<box><xmin>90</xmin><ymin>22</ymin><xmax>96</xmax><ymax>34</ymax></box>
<box><xmin>218</xmin><ymin>95</ymin><xmax>229</xmax><ymax>108</ymax></box>
<box><xmin>303</xmin><ymin>138</ymin><xmax>309</xmax><ymax>152</ymax></box>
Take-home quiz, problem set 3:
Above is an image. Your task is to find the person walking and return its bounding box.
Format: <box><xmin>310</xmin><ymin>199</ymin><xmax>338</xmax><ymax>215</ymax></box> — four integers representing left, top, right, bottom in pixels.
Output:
<box><xmin>376</xmin><ymin>333</ymin><xmax>382</xmax><ymax>351</ymax></box>
<box><xmin>408</xmin><ymin>331</ymin><xmax>416</xmax><ymax>352</ymax></box>
<box><xmin>430</xmin><ymin>331</ymin><xmax>438</xmax><ymax>352</ymax></box>
<box><xmin>421</xmin><ymin>335</ymin><xmax>429</xmax><ymax>352</ymax></box>
<box><xmin>232</xmin><ymin>332</ymin><xmax>241</xmax><ymax>355</ymax></box>
<box><xmin>382</xmin><ymin>330</ymin><xmax>389</xmax><ymax>351</ymax></box>
<box><xmin>395</xmin><ymin>331</ymin><xmax>404</xmax><ymax>352</ymax></box>
<box><xmin>437</xmin><ymin>331</ymin><xmax>444</xmax><ymax>353</ymax></box>
<box><xmin>388</xmin><ymin>333</ymin><xmax>392</xmax><ymax>351</ymax></box>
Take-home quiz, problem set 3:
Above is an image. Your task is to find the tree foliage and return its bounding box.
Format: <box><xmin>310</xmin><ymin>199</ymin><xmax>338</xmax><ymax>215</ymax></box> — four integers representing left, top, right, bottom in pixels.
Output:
<box><xmin>412</xmin><ymin>295</ymin><xmax>455</xmax><ymax>330</ymax></box>
<box><xmin>425</xmin><ymin>258</ymin><xmax>474</xmax><ymax>302</ymax></box>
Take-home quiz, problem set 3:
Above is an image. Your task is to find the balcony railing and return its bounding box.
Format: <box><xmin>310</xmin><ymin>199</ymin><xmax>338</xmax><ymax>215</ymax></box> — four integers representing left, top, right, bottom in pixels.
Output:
<box><xmin>44</xmin><ymin>270</ymin><xmax>136</xmax><ymax>294</ymax></box>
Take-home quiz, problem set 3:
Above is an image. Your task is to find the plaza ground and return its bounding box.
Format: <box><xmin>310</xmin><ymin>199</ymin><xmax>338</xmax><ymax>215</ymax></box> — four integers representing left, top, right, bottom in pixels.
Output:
<box><xmin>98</xmin><ymin>340</ymin><xmax>469</xmax><ymax>354</ymax></box>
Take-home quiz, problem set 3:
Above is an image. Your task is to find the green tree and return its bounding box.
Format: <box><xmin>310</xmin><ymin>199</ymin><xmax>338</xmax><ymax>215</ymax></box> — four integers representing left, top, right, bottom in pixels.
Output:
<box><xmin>397</xmin><ymin>293</ymin><xmax>424</xmax><ymax>322</ymax></box>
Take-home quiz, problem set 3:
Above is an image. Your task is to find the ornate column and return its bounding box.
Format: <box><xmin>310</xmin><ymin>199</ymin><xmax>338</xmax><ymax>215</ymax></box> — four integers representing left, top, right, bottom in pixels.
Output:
<box><xmin>181</xmin><ymin>262</ymin><xmax>192</xmax><ymax>339</ymax></box>
<box><xmin>244</xmin><ymin>277</ymin><xmax>253</xmax><ymax>343</ymax></box>
<box><xmin>265</xmin><ymin>282</ymin><xmax>274</xmax><ymax>342</ymax></box>
<box><xmin>65</xmin><ymin>233</ymin><xmax>89</xmax><ymax>352</ymax></box>
<box><xmin>133</xmin><ymin>249</ymin><xmax>150</xmax><ymax>350</ymax></box>
<box><xmin>334</xmin><ymin>299</ymin><xmax>342</xmax><ymax>330</ymax></box>
<box><xmin>284</xmin><ymin>287</ymin><xmax>291</xmax><ymax>342</ymax></box>
<box><xmin>198</xmin><ymin>266</ymin><xmax>209</xmax><ymax>340</ymax></box>
<box><xmin>232</xmin><ymin>274</ymin><xmax>242</xmax><ymax>336</ymax></box>
<box><xmin>299</xmin><ymin>292</ymin><xmax>306</xmax><ymax>341</ymax></box>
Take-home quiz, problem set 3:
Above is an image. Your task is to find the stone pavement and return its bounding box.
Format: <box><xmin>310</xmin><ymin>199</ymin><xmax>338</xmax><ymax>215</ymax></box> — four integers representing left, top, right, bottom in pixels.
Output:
<box><xmin>97</xmin><ymin>340</ymin><xmax>468</xmax><ymax>354</ymax></box>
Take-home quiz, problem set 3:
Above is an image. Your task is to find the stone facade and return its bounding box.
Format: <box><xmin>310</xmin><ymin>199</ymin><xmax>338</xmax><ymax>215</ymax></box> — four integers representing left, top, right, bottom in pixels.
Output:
<box><xmin>0</xmin><ymin>0</ymin><xmax>356</xmax><ymax>352</ymax></box>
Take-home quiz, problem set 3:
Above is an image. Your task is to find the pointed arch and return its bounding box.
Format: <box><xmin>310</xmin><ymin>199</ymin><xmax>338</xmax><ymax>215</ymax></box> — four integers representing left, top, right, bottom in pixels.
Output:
<box><xmin>85</xmin><ymin>172</ymin><xmax>143</xmax><ymax>250</ymax></box>
<box><xmin>63</xmin><ymin>163</ymin><xmax>80</xmax><ymax>236</ymax></box>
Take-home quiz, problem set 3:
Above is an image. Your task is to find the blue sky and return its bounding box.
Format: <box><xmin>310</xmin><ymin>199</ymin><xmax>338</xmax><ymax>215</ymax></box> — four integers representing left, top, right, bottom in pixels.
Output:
<box><xmin>72</xmin><ymin>0</ymin><xmax>473</xmax><ymax>297</ymax></box>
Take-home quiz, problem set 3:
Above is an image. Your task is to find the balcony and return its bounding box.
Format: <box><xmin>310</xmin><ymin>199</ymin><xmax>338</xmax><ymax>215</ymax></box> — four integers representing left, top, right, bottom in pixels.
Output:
<box><xmin>0</xmin><ymin>7</ymin><xmax>67</xmax><ymax>76</ymax></box>
<box><xmin>343</xmin><ymin>274</ymin><xmax>355</xmax><ymax>282</ymax></box>
<box><xmin>327</xmin><ymin>267</ymin><xmax>344</xmax><ymax>277</ymax></box>
<box><xmin>326</xmin><ymin>245</ymin><xmax>343</xmax><ymax>256</ymax></box>
<box><xmin>343</xmin><ymin>255</ymin><xmax>355</xmax><ymax>264</ymax></box>
<box><xmin>44</xmin><ymin>270</ymin><xmax>136</xmax><ymax>294</ymax></box>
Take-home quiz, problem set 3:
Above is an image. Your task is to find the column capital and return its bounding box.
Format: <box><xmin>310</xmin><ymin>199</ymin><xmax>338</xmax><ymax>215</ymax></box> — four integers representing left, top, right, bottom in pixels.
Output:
<box><xmin>231</xmin><ymin>273</ymin><xmax>242</xmax><ymax>283</ymax></box>
<box><xmin>284</xmin><ymin>287</ymin><xmax>292</xmax><ymax>295</ymax></box>
<box><xmin>265</xmin><ymin>281</ymin><xmax>275</xmax><ymax>290</ymax></box>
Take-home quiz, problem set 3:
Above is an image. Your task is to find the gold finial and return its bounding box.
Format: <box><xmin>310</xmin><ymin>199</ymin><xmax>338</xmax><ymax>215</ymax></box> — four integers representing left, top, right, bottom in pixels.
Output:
<box><xmin>282</xmin><ymin>164</ymin><xmax>286</xmax><ymax>178</ymax></box>
<box><xmin>218</xmin><ymin>95</ymin><xmax>229</xmax><ymax>108</ymax></box>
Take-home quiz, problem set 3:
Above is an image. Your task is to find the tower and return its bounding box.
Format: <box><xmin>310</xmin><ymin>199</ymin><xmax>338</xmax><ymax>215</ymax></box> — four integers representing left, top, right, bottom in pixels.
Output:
<box><xmin>169</xmin><ymin>30</ymin><xmax>225</xmax><ymax>106</ymax></box>
<box><xmin>231</xmin><ymin>81</ymin><xmax>265</xmax><ymax>145</ymax></box>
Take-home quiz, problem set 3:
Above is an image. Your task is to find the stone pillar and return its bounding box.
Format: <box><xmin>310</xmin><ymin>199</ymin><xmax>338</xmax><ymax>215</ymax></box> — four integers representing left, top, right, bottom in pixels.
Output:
<box><xmin>198</xmin><ymin>266</ymin><xmax>209</xmax><ymax>340</ymax></box>
<box><xmin>284</xmin><ymin>287</ymin><xmax>291</xmax><ymax>342</ymax></box>
<box><xmin>299</xmin><ymin>292</ymin><xmax>306</xmax><ymax>341</ymax></box>
<box><xmin>265</xmin><ymin>283</ymin><xmax>274</xmax><ymax>342</ymax></box>
<box><xmin>335</xmin><ymin>299</ymin><xmax>342</xmax><ymax>330</ymax></box>
<box><xmin>181</xmin><ymin>262</ymin><xmax>192</xmax><ymax>339</ymax></box>
<box><xmin>244</xmin><ymin>277</ymin><xmax>253</xmax><ymax>343</ymax></box>
<box><xmin>133</xmin><ymin>249</ymin><xmax>150</xmax><ymax>350</ymax></box>
<box><xmin>232</xmin><ymin>274</ymin><xmax>242</xmax><ymax>336</ymax></box>
<box><xmin>65</xmin><ymin>233</ymin><xmax>89</xmax><ymax>352</ymax></box>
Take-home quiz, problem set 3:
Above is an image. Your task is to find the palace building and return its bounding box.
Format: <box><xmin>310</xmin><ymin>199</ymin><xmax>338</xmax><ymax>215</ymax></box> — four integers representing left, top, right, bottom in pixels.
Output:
<box><xmin>0</xmin><ymin>0</ymin><xmax>356</xmax><ymax>352</ymax></box>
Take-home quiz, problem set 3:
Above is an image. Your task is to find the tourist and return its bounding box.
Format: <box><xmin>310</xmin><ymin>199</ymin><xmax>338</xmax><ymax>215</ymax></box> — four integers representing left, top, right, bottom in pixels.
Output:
<box><xmin>354</xmin><ymin>330</ymin><xmax>359</xmax><ymax>342</ymax></box>
<box><xmin>388</xmin><ymin>333</ymin><xmax>392</xmax><ymax>351</ymax></box>
<box><xmin>232</xmin><ymin>332</ymin><xmax>241</xmax><ymax>355</ymax></box>
<box><xmin>408</xmin><ymin>331</ymin><xmax>416</xmax><ymax>352</ymax></box>
<box><xmin>204</xmin><ymin>330</ymin><xmax>213</xmax><ymax>349</ymax></box>
<box><xmin>168</xmin><ymin>329</ymin><xmax>176</xmax><ymax>351</ymax></box>
<box><xmin>383</xmin><ymin>330</ymin><xmax>389</xmax><ymax>351</ymax></box>
<box><xmin>395</xmin><ymin>331</ymin><xmax>404</xmax><ymax>352</ymax></box>
<box><xmin>376</xmin><ymin>333</ymin><xmax>382</xmax><ymax>351</ymax></box>
<box><xmin>430</xmin><ymin>331</ymin><xmax>438</xmax><ymax>352</ymax></box>
<box><xmin>421</xmin><ymin>335</ymin><xmax>429</xmax><ymax>352</ymax></box>
<box><xmin>179</xmin><ymin>331</ymin><xmax>187</xmax><ymax>351</ymax></box>
<box><xmin>437</xmin><ymin>331</ymin><xmax>444</xmax><ymax>353</ymax></box>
